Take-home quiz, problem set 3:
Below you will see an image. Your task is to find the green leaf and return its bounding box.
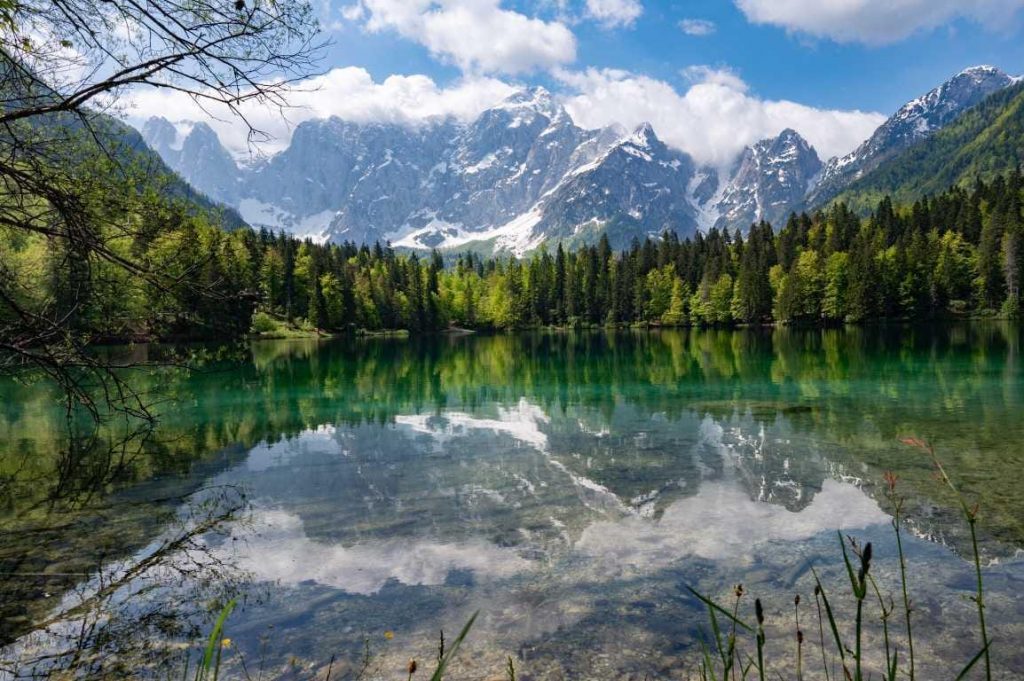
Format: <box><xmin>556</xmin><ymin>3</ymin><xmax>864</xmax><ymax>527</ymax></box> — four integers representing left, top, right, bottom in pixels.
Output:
<box><xmin>954</xmin><ymin>642</ymin><xmax>991</xmax><ymax>681</ymax></box>
<box><xmin>195</xmin><ymin>599</ymin><xmax>236</xmax><ymax>681</ymax></box>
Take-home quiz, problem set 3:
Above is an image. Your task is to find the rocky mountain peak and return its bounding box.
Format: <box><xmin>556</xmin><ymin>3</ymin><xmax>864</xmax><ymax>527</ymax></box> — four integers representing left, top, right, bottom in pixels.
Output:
<box><xmin>141</xmin><ymin>116</ymin><xmax>179</xmax><ymax>157</ymax></box>
<box><xmin>486</xmin><ymin>86</ymin><xmax>566</xmax><ymax>127</ymax></box>
<box><xmin>712</xmin><ymin>128</ymin><xmax>821</xmax><ymax>230</ymax></box>
<box><xmin>625</xmin><ymin>122</ymin><xmax>659</xmax><ymax>149</ymax></box>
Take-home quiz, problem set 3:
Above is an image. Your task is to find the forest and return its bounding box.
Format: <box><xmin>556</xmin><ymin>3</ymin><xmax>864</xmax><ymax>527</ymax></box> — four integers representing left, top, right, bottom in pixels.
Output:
<box><xmin>6</xmin><ymin>166</ymin><xmax>1021</xmax><ymax>340</ymax></box>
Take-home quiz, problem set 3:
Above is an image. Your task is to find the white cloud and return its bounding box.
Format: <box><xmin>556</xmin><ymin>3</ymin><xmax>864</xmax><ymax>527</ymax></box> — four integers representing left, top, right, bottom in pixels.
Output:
<box><xmin>350</xmin><ymin>0</ymin><xmax>576</xmax><ymax>75</ymax></box>
<box><xmin>681</xmin><ymin>64</ymin><xmax>747</xmax><ymax>91</ymax></box>
<box><xmin>339</xmin><ymin>2</ymin><xmax>365</xmax><ymax>21</ymax></box>
<box><xmin>223</xmin><ymin>509</ymin><xmax>531</xmax><ymax>595</ymax></box>
<box><xmin>577</xmin><ymin>479</ymin><xmax>888</xmax><ymax>568</ymax></box>
<box><xmin>585</xmin><ymin>0</ymin><xmax>643</xmax><ymax>28</ymax></box>
<box><xmin>557</xmin><ymin>66</ymin><xmax>885</xmax><ymax>168</ymax></box>
<box><xmin>125</xmin><ymin>67</ymin><xmax>516</xmax><ymax>159</ymax></box>
<box><xmin>735</xmin><ymin>0</ymin><xmax>1024</xmax><ymax>45</ymax></box>
<box><xmin>679</xmin><ymin>18</ymin><xmax>716</xmax><ymax>36</ymax></box>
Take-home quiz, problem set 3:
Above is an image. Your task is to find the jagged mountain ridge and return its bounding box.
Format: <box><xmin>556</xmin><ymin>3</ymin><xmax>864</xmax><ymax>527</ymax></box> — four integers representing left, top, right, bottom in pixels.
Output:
<box><xmin>141</xmin><ymin>65</ymin><xmax>1019</xmax><ymax>252</ymax></box>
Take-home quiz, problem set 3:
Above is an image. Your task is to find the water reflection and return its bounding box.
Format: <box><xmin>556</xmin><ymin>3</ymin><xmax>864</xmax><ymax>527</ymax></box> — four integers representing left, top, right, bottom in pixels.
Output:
<box><xmin>2</xmin><ymin>486</ymin><xmax>249</xmax><ymax>679</ymax></box>
<box><xmin>218</xmin><ymin>412</ymin><xmax>888</xmax><ymax>592</ymax></box>
<box><xmin>2</xmin><ymin>325</ymin><xmax>1024</xmax><ymax>678</ymax></box>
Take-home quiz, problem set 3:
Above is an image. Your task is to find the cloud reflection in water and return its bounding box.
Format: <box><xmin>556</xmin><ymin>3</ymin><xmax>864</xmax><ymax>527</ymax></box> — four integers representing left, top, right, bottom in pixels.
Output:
<box><xmin>223</xmin><ymin>400</ymin><xmax>888</xmax><ymax>595</ymax></box>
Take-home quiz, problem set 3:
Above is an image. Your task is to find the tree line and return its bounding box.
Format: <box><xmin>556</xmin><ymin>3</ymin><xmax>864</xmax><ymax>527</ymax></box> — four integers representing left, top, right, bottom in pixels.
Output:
<box><xmin>10</xmin><ymin>169</ymin><xmax>1022</xmax><ymax>341</ymax></box>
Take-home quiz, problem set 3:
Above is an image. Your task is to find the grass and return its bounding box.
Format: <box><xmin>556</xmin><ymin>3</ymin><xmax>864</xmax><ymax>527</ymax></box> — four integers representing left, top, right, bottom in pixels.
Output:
<box><xmin>249</xmin><ymin>311</ymin><xmax>331</xmax><ymax>339</ymax></box>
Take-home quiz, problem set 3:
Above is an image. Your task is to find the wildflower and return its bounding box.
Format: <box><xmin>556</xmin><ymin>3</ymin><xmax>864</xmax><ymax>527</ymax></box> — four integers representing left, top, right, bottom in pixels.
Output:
<box><xmin>734</xmin><ymin>584</ymin><xmax>744</xmax><ymax>599</ymax></box>
<box><xmin>408</xmin><ymin>659</ymin><xmax>418</xmax><ymax>675</ymax></box>
<box><xmin>883</xmin><ymin>470</ymin><xmax>898</xmax><ymax>493</ymax></box>
<box><xmin>221</xmin><ymin>638</ymin><xmax>232</xmax><ymax>649</ymax></box>
<box><xmin>384</xmin><ymin>630</ymin><xmax>395</xmax><ymax>640</ymax></box>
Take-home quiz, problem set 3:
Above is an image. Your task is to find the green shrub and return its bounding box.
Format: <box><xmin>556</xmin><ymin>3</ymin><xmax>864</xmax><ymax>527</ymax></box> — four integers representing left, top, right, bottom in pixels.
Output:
<box><xmin>250</xmin><ymin>311</ymin><xmax>278</xmax><ymax>334</ymax></box>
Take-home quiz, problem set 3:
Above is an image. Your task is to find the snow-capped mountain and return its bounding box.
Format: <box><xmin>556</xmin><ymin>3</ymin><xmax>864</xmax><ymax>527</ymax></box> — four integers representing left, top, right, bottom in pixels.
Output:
<box><xmin>805</xmin><ymin>65</ymin><xmax>1016</xmax><ymax>208</ymax></box>
<box><xmin>144</xmin><ymin>87</ymin><xmax>704</xmax><ymax>251</ymax></box>
<box><xmin>713</xmin><ymin>129</ymin><xmax>822</xmax><ymax>230</ymax></box>
<box><xmin>529</xmin><ymin>123</ymin><xmax>699</xmax><ymax>246</ymax></box>
<box><xmin>140</xmin><ymin>66</ymin><xmax>1019</xmax><ymax>253</ymax></box>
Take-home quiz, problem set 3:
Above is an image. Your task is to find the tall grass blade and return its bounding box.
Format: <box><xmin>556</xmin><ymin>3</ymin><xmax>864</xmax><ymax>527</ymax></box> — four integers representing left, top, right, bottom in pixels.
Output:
<box><xmin>890</xmin><ymin>497</ymin><xmax>915</xmax><ymax>681</ymax></box>
<box><xmin>955</xmin><ymin>642</ymin><xmax>992</xmax><ymax>681</ymax></box>
<box><xmin>810</xmin><ymin>569</ymin><xmax>845</xmax><ymax>665</ymax></box>
<box><xmin>429</xmin><ymin>611</ymin><xmax>478</xmax><ymax>681</ymax></box>
<box><xmin>688</xmin><ymin>587</ymin><xmax>754</xmax><ymax>632</ymax></box>
<box><xmin>195</xmin><ymin>599</ymin><xmax>237</xmax><ymax>681</ymax></box>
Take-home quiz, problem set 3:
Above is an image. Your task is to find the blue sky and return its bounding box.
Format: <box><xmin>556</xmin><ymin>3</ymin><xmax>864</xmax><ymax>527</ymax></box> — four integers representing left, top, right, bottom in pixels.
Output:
<box><xmin>131</xmin><ymin>0</ymin><xmax>1024</xmax><ymax>166</ymax></box>
<box><xmin>325</xmin><ymin>0</ymin><xmax>1024</xmax><ymax>112</ymax></box>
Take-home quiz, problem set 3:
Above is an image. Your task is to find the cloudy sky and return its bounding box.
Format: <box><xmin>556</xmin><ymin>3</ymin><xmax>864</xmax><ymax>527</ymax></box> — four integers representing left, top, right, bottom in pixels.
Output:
<box><xmin>128</xmin><ymin>0</ymin><xmax>1024</xmax><ymax>167</ymax></box>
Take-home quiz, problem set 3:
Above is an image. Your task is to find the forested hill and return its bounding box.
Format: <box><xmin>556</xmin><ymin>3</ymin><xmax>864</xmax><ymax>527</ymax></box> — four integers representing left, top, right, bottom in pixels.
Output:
<box><xmin>832</xmin><ymin>81</ymin><xmax>1024</xmax><ymax>214</ymax></box>
<box><xmin>247</xmin><ymin>171</ymin><xmax>1022</xmax><ymax>331</ymax></box>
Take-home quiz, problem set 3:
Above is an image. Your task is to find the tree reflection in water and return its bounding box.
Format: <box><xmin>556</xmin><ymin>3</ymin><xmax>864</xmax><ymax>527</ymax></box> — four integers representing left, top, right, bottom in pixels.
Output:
<box><xmin>1</xmin><ymin>481</ymin><xmax>249</xmax><ymax>679</ymax></box>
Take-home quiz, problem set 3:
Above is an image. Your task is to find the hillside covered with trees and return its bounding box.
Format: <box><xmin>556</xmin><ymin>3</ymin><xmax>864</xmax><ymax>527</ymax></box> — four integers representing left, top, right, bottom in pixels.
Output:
<box><xmin>834</xmin><ymin>82</ymin><xmax>1024</xmax><ymax>213</ymax></box>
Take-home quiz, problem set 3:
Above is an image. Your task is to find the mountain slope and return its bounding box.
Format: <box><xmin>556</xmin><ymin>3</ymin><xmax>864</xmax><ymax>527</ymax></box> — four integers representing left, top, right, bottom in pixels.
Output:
<box><xmin>59</xmin><ymin>114</ymin><xmax>247</xmax><ymax>230</ymax></box>
<box><xmin>144</xmin><ymin>89</ymin><xmax>655</xmax><ymax>251</ymax></box>
<box><xmin>525</xmin><ymin>124</ymin><xmax>699</xmax><ymax>249</ymax></box>
<box><xmin>832</xmin><ymin>81</ymin><xmax>1024</xmax><ymax>213</ymax></box>
<box><xmin>806</xmin><ymin>66</ymin><xmax>1016</xmax><ymax>208</ymax></box>
<box><xmin>142</xmin><ymin>118</ymin><xmax>243</xmax><ymax>208</ymax></box>
<box><xmin>714</xmin><ymin>129</ymin><xmax>821</xmax><ymax>230</ymax></box>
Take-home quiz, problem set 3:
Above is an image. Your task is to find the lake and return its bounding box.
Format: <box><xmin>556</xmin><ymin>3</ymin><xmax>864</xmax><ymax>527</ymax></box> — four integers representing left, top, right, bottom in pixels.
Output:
<box><xmin>2</xmin><ymin>325</ymin><xmax>1023</xmax><ymax>679</ymax></box>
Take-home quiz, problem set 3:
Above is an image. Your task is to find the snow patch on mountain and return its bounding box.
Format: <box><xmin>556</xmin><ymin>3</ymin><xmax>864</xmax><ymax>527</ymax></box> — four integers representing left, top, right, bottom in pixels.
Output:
<box><xmin>239</xmin><ymin>199</ymin><xmax>335</xmax><ymax>243</ymax></box>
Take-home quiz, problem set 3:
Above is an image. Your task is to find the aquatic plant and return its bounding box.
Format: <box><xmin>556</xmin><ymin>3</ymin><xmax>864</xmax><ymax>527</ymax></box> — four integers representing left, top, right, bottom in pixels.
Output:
<box><xmin>176</xmin><ymin>599</ymin><xmax>236</xmax><ymax>681</ymax></box>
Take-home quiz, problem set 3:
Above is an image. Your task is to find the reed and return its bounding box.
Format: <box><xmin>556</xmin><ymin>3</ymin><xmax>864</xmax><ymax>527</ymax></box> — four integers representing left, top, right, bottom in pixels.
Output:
<box><xmin>884</xmin><ymin>469</ymin><xmax>915</xmax><ymax>680</ymax></box>
<box><xmin>901</xmin><ymin>437</ymin><xmax>991</xmax><ymax>681</ymax></box>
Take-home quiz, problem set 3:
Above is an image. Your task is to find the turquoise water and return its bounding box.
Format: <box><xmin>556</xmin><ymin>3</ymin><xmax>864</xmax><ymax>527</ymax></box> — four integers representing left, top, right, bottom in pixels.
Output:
<box><xmin>1</xmin><ymin>326</ymin><xmax>1023</xmax><ymax>678</ymax></box>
